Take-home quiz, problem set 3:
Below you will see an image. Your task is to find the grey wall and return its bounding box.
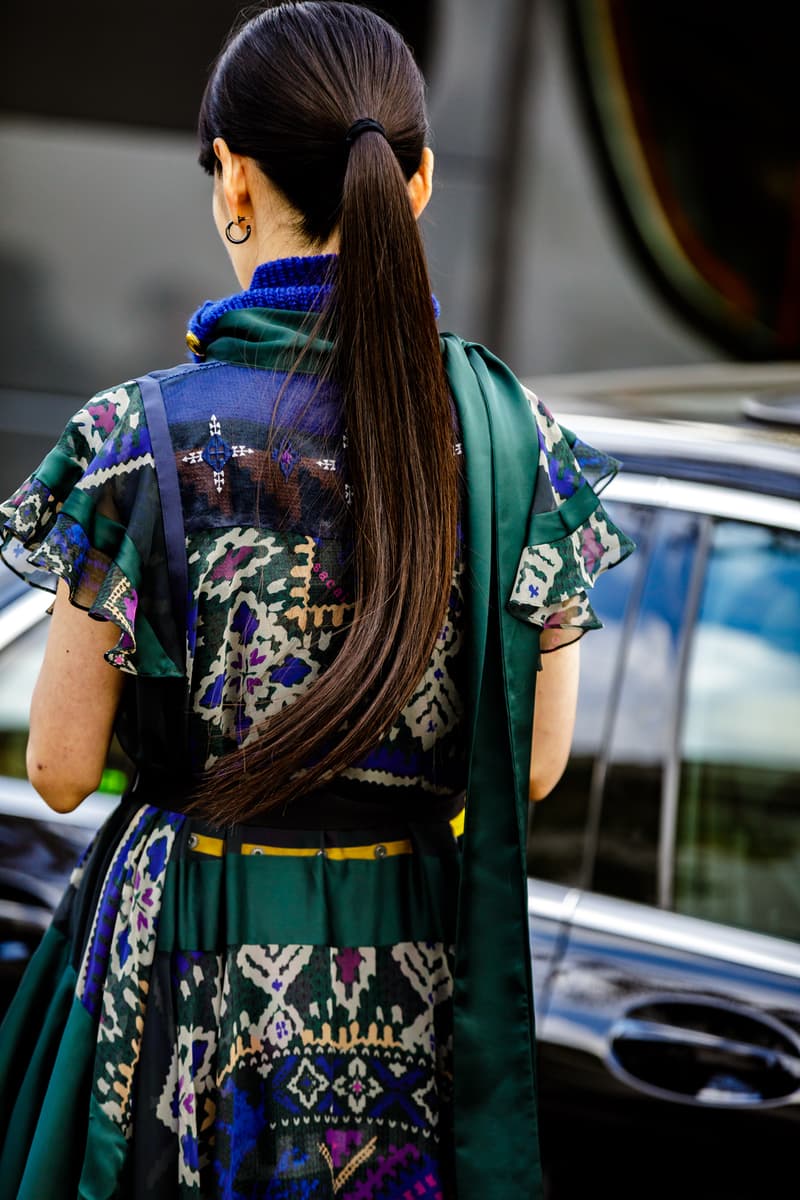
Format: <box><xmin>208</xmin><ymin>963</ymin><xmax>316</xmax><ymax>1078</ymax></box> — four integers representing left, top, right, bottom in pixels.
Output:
<box><xmin>0</xmin><ymin>0</ymin><xmax>714</xmax><ymax>496</ymax></box>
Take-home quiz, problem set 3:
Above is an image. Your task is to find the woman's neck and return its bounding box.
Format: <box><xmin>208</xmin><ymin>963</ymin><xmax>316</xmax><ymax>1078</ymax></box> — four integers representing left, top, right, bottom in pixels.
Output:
<box><xmin>232</xmin><ymin>221</ymin><xmax>339</xmax><ymax>291</ymax></box>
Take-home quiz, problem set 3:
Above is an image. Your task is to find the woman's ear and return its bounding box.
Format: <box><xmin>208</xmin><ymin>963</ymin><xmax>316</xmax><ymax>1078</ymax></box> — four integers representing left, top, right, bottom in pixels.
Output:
<box><xmin>213</xmin><ymin>136</ymin><xmax>253</xmax><ymax>223</ymax></box>
<box><xmin>408</xmin><ymin>146</ymin><xmax>434</xmax><ymax>219</ymax></box>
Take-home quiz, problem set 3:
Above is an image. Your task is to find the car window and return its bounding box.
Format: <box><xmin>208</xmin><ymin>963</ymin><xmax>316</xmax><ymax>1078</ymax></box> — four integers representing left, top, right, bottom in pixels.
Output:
<box><xmin>674</xmin><ymin>520</ymin><xmax>800</xmax><ymax>941</ymax></box>
<box><xmin>0</xmin><ymin>619</ymin><xmax>48</xmax><ymax>781</ymax></box>
<box><xmin>592</xmin><ymin>508</ymin><xmax>701</xmax><ymax>906</ymax></box>
<box><xmin>528</xmin><ymin>500</ymin><xmax>653</xmax><ymax>886</ymax></box>
<box><xmin>0</xmin><ymin>611</ymin><xmax>130</xmax><ymax>794</ymax></box>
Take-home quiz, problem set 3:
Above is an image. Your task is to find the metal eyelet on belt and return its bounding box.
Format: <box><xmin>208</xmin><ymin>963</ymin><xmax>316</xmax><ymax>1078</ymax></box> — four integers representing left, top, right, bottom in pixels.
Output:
<box><xmin>316</xmin><ymin>848</ymin><xmax>327</xmax><ymax>858</ymax></box>
<box><xmin>374</xmin><ymin>844</ymin><xmax>387</xmax><ymax>859</ymax></box>
<box><xmin>250</xmin><ymin>847</ymin><xmax>265</xmax><ymax>856</ymax></box>
<box><xmin>187</xmin><ymin>833</ymin><xmax>198</xmax><ymax>850</ymax></box>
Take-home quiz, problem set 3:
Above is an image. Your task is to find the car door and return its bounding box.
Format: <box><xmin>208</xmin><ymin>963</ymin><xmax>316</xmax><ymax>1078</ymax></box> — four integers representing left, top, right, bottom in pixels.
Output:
<box><xmin>0</xmin><ymin>583</ymin><xmax>122</xmax><ymax>1014</ymax></box>
<box><xmin>529</xmin><ymin>480</ymin><xmax>800</xmax><ymax>1199</ymax></box>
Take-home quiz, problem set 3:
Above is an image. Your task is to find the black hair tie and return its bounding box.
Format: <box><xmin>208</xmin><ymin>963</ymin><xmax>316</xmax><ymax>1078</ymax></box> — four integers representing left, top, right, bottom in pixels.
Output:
<box><xmin>345</xmin><ymin>117</ymin><xmax>387</xmax><ymax>145</ymax></box>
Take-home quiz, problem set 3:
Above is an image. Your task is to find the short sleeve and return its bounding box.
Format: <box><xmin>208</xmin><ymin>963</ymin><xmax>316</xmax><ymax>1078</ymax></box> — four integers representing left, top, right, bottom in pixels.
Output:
<box><xmin>507</xmin><ymin>389</ymin><xmax>636</xmax><ymax>651</ymax></box>
<box><xmin>0</xmin><ymin>382</ymin><xmax>181</xmax><ymax>677</ymax></box>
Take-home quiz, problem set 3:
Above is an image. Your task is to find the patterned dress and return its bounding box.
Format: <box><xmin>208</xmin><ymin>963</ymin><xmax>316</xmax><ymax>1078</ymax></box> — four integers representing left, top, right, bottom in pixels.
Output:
<box><xmin>0</xmin><ymin>255</ymin><xmax>633</xmax><ymax>1199</ymax></box>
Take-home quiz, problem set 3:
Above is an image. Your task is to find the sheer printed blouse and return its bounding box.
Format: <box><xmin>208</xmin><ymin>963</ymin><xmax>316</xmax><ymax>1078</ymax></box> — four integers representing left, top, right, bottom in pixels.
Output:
<box><xmin>0</xmin><ymin>256</ymin><xmax>634</xmax><ymax>796</ymax></box>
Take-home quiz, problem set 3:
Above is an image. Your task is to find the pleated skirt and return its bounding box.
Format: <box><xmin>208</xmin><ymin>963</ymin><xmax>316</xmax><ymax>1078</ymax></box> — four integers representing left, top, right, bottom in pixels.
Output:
<box><xmin>0</xmin><ymin>797</ymin><xmax>460</xmax><ymax>1199</ymax></box>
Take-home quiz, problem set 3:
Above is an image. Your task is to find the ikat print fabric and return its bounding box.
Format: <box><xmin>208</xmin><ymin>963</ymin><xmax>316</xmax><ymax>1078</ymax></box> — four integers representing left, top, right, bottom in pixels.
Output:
<box><xmin>0</xmin><ymin>364</ymin><xmax>630</xmax><ymax>777</ymax></box>
<box><xmin>0</xmin><ymin>798</ymin><xmax>459</xmax><ymax>1197</ymax></box>
<box><xmin>0</xmin><ymin>362</ymin><xmax>467</xmax><ymax>794</ymax></box>
<box><xmin>508</xmin><ymin>388</ymin><xmax>636</xmax><ymax>650</ymax></box>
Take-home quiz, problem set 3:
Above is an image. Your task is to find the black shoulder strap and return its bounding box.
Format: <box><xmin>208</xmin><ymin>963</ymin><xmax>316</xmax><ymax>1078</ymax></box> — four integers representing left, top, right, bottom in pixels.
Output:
<box><xmin>138</xmin><ymin>374</ymin><xmax>188</xmax><ymax>642</ymax></box>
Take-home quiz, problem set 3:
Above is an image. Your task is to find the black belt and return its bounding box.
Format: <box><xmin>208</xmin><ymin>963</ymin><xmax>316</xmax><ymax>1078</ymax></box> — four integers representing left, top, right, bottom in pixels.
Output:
<box><xmin>127</xmin><ymin>770</ymin><xmax>465</xmax><ymax>831</ymax></box>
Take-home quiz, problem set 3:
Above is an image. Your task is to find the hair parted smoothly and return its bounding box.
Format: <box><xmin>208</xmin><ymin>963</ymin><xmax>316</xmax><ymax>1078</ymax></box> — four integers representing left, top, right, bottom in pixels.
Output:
<box><xmin>194</xmin><ymin>1</ymin><xmax>459</xmax><ymax>824</ymax></box>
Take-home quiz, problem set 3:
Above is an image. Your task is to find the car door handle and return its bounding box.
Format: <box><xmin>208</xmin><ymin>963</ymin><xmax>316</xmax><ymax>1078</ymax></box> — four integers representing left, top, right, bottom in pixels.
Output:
<box><xmin>608</xmin><ymin>1011</ymin><xmax>800</xmax><ymax>1105</ymax></box>
<box><xmin>612</xmin><ymin>1018</ymin><xmax>800</xmax><ymax>1078</ymax></box>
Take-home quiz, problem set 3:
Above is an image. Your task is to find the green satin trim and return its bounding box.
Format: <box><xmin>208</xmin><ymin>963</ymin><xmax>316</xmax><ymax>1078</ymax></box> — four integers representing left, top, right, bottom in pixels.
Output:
<box><xmin>46</xmin><ymin>493</ymin><xmax>181</xmax><ymax>677</ymax></box>
<box><xmin>36</xmin><ymin>444</ymin><xmax>85</xmax><ymax>493</ymax></box>
<box><xmin>59</xmin><ymin>493</ymin><xmax>142</xmax><ymax>585</ymax></box>
<box><xmin>443</xmin><ymin>335</ymin><xmax>543</xmax><ymax>1200</ymax></box>
<box><xmin>206</xmin><ymin>306</ymin><xmax>334</xmax><ymax>375</ymax></box>
<box><xmin>157</xmin><ymin>844</ymin><xmax>459</xmax><ymax>951</ymax></box>
<box><xmin>525</xmin><ymin>480</ymin><xmax>600</xmax><ymax>545</ymax></box>
<box><xmin>78</xmin><ymin>1095</ymin><xmax>128</xmax><ymax>1200</ymax></box>
<box><xmin>14</xmin><ymin>993</ymin><xmax>96</xmax><ymax>1198</ymax></box>
<box><xmin>133</xmin><ymin>613</ymin><xmax>185</xmax><ymax>678</ymax></box>
<box><xmin>0</xmin><ymin>927</ymin><xmax>75</xmax><ymax>1190</ymax></box>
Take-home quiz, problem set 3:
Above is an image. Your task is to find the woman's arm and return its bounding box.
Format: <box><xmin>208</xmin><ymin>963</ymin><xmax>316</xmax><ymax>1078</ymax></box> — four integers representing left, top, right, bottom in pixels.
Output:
<box><xmin>529</xmin><ymin>639</ymin><xmax>580</xmax><ymax>801</ymax></box>
<box><xmin>26</xmin><ymin>580</ymin><xmax>126</xmax><ymax>813</ymax></box>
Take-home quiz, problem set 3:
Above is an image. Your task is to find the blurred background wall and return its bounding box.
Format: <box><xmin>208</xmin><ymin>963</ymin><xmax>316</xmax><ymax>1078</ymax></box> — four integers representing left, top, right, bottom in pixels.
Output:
<box><xmin>3</xmin><ymin>0</ymin><xmax>795</xmax><ymax>494</ymax></box>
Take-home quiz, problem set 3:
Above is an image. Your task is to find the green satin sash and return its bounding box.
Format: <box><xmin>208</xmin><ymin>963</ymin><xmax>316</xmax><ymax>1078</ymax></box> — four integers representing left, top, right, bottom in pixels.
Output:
<box><xmin>442</xmin><ymin>336</ymin><xmax>543</xmax><ymax>1200</ymax></box>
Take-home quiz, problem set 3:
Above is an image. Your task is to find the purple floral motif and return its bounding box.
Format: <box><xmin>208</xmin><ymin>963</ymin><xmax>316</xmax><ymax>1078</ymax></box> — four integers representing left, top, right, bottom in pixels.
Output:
<box><xmin>580</xmin><ymin>524</ymin><xmax>604</xmax><ymax>574</ymax></box>
<box><xmin>171</xmin><ymin>1074</ymin><xmax>195</xmax><ymax>1120</ymax></box>
<box><xmin>7</xmin><ymin>480</ymin><xmax>33</xmax><ymax>512</ymax></box>
<box><xmin>231</xmin><ymin>600</ymin><xmax>259</xmax><ymax>646</ymax></box>
<box><xmin>190</xmin><ymin>1040</ymin><xmax>207</xmax><ymax>1078</ymax></box>
<box><xmin>200</xmin><ymin>673</ymin><xmax>226</xmax><ymax>709</ymax></box>
<box><xmin>325</xmin><ymin>1129</ymin><xmax>363</xmax><ymax>1170</ymax></box>
<box><xmin>122</xmin><ymin>590</ymin><xmax>138</xmax><ymax>623</ymax></box>
<box><xmin>231</xmin><ymin>646</ymin><xmax>268</xmax><ymax>692</ymax></box>
<box><xmin>118</xmin><ymin>428</ymin><xmax>139</xmax><ymax>461</ymax></box>
<box><xmin>89</xmin><ymin>425</ymin><xmax>151</xmax><ymax>475</ymax></box>
<box><xmin>212</xmin><ymin>546</ymin><xmax>252</xmax><ymax>580</ymax></box>
<box><xmin>270</xmin><ymin>656</ymin><xmax>312</xmax><ymax>687</ymax></box>
<box><xmin>170</xmin><ymin>949</ymin><xmax>205</xmax><ymax>993</ymax></box>
<box><xmin>86</xmin><ymin>401</ymin><xmax>117</xmax><ymax>434</ymax></box>
<box><xmin>174</xmin><ymin>950</ymin><xmax>203</xmax><ymax>977</ymax></box>
<box><xmin>181</xmin><ymin>1131</ymin><xmax>200</xmax><ymax>1172</ymax></box>
<box><xmin>41</xmin><ymin>517</ymin><xmax>90</xmax><ymax>572</ymax></box>
<box><xmin>334</xmin><ymin>947</ymin><xmax>364</xmax><ymax>987</ymax></box>
<box><xmin>213</xmin><ymin>1078</ymin><xmax>263</xmax><ymax>1189</ymax></box>
<box><xmin>114</xmin><ymin>629</ymin><xmax>135</xmax><ymax>653</ymax></box>
<box><xmin>548</xmin><ymin>454</ymin><xmax>579</xmax><ymax>499</ymax></box>
<box><xmin>146</xmin><ymin>834</ymin><xmax>169</xmax><ymax>880</ymax></box>
<box><xmin>132</xmin><ymin>868</ymin><xmax>155</xmax><ymax>931</ymax></box>
<box><xmin>528</xmin><ymin>583</ymin><xmax>539</xmax><ymax>597</ymax></box>
<box><xmin>273</xmin><ymin>441</ymin><xmax>300</xmax><ymax>479</ymax></box>
<box><xmin>116</xmin><ymin>926</ymin><xmax>132</xmax><ymax>968</ymax></box>
<box><xmin>342</xmin><ymin>1142</ymin><xmax>421</xmax><ymax>1200</ymax></box>
<box><xmin>187</xmin><ymin>597</ymin><xmax>199</xmax><ymax>655</ymax></box>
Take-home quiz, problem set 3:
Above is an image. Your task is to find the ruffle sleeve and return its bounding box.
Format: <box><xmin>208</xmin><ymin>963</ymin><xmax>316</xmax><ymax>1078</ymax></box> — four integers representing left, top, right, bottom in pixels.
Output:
<box><xmin>0</xmin><ymin>382</ymin><xmax>182</xmax><ymax>677</ymax></box>
<box><xmin>507</xmin><ymin>389</ymin><xmax>635</xmax><ymax>651</ymax></box>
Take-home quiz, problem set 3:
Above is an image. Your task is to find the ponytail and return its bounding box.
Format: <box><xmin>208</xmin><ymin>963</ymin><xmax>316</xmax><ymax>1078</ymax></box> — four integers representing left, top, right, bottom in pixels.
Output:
<box><xmin>193</xmin><ymin>2</ymin><xmax>458</xmax><ymax>823</ymax></box>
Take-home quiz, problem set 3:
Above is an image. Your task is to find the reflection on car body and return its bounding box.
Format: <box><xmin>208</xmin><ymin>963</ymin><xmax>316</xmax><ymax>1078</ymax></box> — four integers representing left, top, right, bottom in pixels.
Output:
<box><xmin>527</xmin><ymin>365</ymin><xmax>800</xmax><ymax>1197</ymax></box>
<box><xmin>0</xmin><ymin>366</ymin><xmax>798</xmax><ymax>1197</ymax></box>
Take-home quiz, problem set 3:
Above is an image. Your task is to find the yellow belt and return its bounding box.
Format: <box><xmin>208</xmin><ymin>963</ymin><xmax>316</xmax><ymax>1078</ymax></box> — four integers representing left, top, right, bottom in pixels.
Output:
<box><xmin>188</xmin><ymin>807</ymin><xmax>465</xmax><ymax>860</ymax></box>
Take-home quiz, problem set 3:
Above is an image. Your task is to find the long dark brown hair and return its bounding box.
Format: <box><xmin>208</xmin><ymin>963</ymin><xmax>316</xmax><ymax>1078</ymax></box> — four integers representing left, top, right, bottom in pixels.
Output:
<box><xmin>193</xmin><ymin>2</ymin><xmax>458</xmax><ymax>824</ymax></box>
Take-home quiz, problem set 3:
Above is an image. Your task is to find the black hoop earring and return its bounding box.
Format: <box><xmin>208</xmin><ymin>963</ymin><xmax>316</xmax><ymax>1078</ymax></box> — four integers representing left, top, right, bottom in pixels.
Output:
<box><xmin>225</xmin><ymin>216</ymin><xmax>252</xmax><ymax>245</ymax></box>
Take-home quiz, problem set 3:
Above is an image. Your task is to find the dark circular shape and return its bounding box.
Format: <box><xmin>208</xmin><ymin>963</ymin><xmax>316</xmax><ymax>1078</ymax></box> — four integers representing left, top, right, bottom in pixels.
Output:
<box><xmin>345</xmin><ymin>117</ymin><xmax>387</xmax><ymax>145</ymax></box>
<box><xmin>225</xmin><ymin>217</ymin><xmax>252</xmax><ymax>245</ymax></box>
